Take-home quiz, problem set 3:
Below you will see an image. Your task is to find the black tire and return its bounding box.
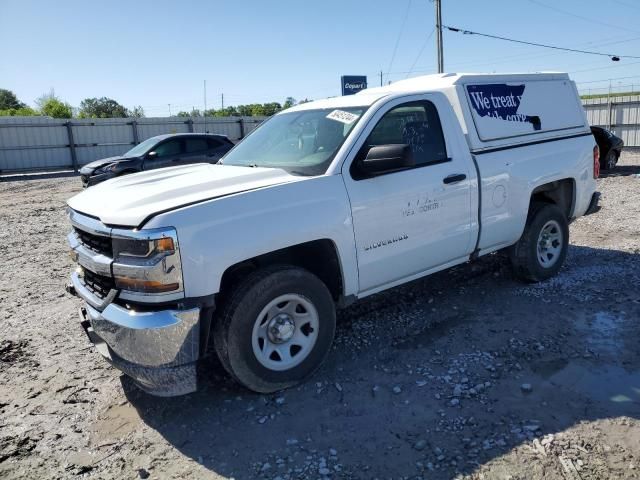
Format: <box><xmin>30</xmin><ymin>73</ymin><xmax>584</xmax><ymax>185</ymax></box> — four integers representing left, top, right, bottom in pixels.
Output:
<box><xmin>509</xmin><ymin>202</ymin><xmax>569</xmax><ymax>283</ymax></box>
<box><xmin>602</xmin><ymin>150</ymin><xmax>618</xmax><ymax>170</ymax></box>
<box><xmin>213</xmin><ymin>265</ymin><xmax>336</xmax><ymax>393</ymax></box>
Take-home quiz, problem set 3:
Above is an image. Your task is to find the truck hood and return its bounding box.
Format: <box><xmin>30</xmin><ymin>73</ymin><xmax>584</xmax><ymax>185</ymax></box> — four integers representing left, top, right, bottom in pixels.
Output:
<box><xmin>67</xmin><ymin>163</ymin><xmax>301</xmax><ymax>227</ymax></box>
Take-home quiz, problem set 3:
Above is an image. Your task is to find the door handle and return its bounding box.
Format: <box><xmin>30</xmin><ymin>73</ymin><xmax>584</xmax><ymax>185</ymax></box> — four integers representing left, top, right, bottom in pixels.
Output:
<box><xmin>443</xmin><ymin>173</ymin><xmax>466</xmax><ymax>184</ymax></box>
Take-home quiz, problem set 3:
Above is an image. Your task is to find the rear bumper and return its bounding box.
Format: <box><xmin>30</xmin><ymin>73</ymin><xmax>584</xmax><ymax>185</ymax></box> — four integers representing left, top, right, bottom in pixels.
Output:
<box><xmin>584</xmin><ymin>191</ymin><xmax>601</xmax><ymax>216</ymax></box>
<box><xmin>78</xmin><ymin>301</ymin><xmax>202</xmax><ymax>396</ymax></box>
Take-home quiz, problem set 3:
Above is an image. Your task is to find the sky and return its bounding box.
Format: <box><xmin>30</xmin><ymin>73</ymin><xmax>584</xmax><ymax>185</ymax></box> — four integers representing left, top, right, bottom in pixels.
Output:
<box><xmin>2</xmin><ymin>0</ymin><xmax>640</xmax><ymax>116</ymax></box>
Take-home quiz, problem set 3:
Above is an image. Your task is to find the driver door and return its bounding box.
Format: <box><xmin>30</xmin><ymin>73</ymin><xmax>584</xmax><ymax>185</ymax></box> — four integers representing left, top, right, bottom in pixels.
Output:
<box><xmin>342</xmin><ymin>95</ymin><xmax>475</xmax><ymax>294</ymax></box>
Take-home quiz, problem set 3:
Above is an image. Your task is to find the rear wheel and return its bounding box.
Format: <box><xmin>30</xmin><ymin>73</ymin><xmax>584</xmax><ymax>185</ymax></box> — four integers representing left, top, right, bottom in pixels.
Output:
<box><xmin>509</xmin><ymin>202</ymin><xmax>569</xmax><ymax>282</ymax></box>
<box><xmin>213</xmin><ymin>265</ymin><xmax>336</xmax><ymax>393</ymax></box>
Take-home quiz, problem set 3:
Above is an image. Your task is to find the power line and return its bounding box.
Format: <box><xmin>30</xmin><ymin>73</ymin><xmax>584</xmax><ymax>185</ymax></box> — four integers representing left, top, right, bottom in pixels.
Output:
<box><xmin>386</xmin><ymin>0</ymin><xmax>412</xmax><ymax>78</ymax></box>
<box><xmin>576</xmin><ymin>74</ymin><xmax>640</xmax><ymax>85</ymax></box>
<box><xmin>386</xmin><ymin>35</ymin><xmax>640</xmax><ymax>79</ymax></box>
<box><xmin>445</xmin><ymin>34</ymin><xmax>640</xmax><ymax>70</ymax></box>
<box><xmin>527</xmin><ymin>0</ymin><xmax>640</xmax><ymax>35</ymax></box>
<box><xmin>611</xmin><ymin>0</ymin><xmax>640</xmax><ymax>9</ymax></box>
<box><xmin>570</xmin><ymin>59</ymin><xmax>640</xmax><ymax>75</ymax></box>
<box><xmin>406</xmin><ymin>27</ymin><xmax>436</xmax><ymax>78</ymax></box>
<box><xmin>444</xmin><ymin>25</ymin><xmax>640</xmax><ymax>60</ymax></box>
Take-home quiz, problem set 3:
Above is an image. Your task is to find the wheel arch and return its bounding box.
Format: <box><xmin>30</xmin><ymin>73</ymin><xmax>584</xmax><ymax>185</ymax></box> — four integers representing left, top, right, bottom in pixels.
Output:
<box><xmin>218</xmin><ymin>239</ymin><xmax>346</xmax><ymax>305</ymax></box>
<box><xmin>530</xmin><ymin>178</ymin><xmax>576</xmax><ymax>219</ymax></box>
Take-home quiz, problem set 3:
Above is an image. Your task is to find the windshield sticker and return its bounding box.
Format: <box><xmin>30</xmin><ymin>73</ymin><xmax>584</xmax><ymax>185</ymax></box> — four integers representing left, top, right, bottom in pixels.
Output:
<box><xmin>326</xmin><ymin>109</ymin><xmax>359</xmax><ymax>124</ymax></box>
<box><xmin>467</xmin><ymin>84</ymin><xmax>541</xmax><ymax>130</ymax></box>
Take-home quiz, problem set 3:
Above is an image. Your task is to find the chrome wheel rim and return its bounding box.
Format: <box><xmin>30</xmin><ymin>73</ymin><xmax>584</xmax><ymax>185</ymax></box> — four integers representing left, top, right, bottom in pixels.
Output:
<box><xmin>537</xmin><ymin>220</ymin><xmax>563</xmax><ymax>268</ymax></box>
<box><xmin>251</xmin><ymin>294</ymin><xmax>319</xmax><ymax>371</ymax></box>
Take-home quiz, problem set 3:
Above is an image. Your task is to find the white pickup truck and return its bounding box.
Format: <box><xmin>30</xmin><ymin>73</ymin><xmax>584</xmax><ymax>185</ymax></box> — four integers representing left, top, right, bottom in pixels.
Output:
<box><xmin>66</xmin><ymin>73</ymin><xmax>601</xmax><ymax>396</ymax></box>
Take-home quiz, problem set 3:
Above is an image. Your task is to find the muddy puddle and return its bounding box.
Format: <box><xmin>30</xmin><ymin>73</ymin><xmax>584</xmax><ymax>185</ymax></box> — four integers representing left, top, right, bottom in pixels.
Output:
<box><xmin>530</xmin><ymin>311</ymin><xmax>640</xmax><ymax>413</ymax></box>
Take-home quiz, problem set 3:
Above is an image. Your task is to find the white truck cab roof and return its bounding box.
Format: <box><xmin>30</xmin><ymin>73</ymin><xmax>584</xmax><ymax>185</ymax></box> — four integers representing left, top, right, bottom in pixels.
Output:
<box><xmin>288</xmin><ymin>72</ymin><xmax>589</xmax><ymax>153</ymax></box>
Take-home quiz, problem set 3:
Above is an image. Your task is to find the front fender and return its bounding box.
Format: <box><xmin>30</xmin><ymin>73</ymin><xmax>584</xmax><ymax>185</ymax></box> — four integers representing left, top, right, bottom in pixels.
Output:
<box><xmin>145</xmin><ymin>175</ymin><xmax>358</xmax><ymax>298</ymax></box>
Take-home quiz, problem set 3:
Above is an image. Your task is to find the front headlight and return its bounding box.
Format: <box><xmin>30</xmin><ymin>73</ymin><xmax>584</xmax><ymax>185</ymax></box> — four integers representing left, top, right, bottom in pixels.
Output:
<box><xmin>113</xmin><ymin>236</ymin><xmax>175</xmax><ymax>258</ymax></box>
<box><xmin>111</xmin><ymin>228</ymin><xmax>184</xmax><ymax>297</ymax></box>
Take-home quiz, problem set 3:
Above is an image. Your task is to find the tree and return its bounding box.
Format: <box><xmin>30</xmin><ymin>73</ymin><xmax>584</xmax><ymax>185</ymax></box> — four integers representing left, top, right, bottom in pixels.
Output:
<box><xmin>177</xmin><ymin>109</ymin><xmax>200</xmax><ymax>117</ymax></box>
<box><xmin>35</xmin><ymin>89</ymin><xmax>57</xmax><ymax>110</ymax></box>
<box><xmin>261</xmin><ymin>102</ymin><xmax>282</xmax><ymax>116</ymax></box>
<box><xmin>128</xmin><ymin>105</ymin><xmax>145</xmax><ymax>118</ymax></box>
<box><xmin>248</xmin><ymin>104</ymin><xmax>264</xmax><ymax>116</ymax></box>
<box><xmin>236</xmin><ymin>105</ymin><xmax>252</xmax><ymax>117</ymax></box>
<box><xmin>0</xmin><ymin>89</ymin><xmax>26</xmax><ymax>110</ymax></box>
<box><xmin>297</xmin><ymin>98</ymin><xmax>312</xmax><ymax>104</ymax></box>
<box><xmin>0</xmin><ymin>106</ymin><xmax>39</xmax><ymax>117</ymax></box>
<box><xmin>213</xmin><ymin>106</ymin><xmax>239</xmax><ymax>117</ymax></box>
<box><xmin>283</xmin><ymin>97</ymin><xmax>296</xmax><ymax>109</ymax></box>
<box><xmin>41</xmin><ymin>98</ymin><xmax>73</xmax><ymax>118</ymax></box>
<box><xmin>78</xmin><ymin>97</ymin><xmax>128</xmax><ymax>118</ymax></box>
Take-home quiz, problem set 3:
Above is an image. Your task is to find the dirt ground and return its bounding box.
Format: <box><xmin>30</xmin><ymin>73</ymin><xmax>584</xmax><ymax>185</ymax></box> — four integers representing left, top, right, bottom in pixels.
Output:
<box><xmin>1</xmin><ymin>153</ymin><xmax>639</xmax><ymax>480</ymax></box>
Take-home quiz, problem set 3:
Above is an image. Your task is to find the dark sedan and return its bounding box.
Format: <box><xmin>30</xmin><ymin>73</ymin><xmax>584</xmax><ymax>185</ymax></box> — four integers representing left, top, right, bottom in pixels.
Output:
<box><xmin>591</xmin><ymin>126</ymin><xmax>624</xmax><ymax>171</ymax></box>
<box><xmin>79</xmin><ymin>133</ymin><xmax>234</xmax><ymax>187</ymax></box>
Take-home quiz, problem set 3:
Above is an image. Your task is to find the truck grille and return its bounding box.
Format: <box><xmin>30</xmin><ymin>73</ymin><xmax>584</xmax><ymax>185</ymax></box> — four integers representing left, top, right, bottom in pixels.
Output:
<box><xmin>80</xmin><ymin>269</ymin><xmax>115</xmax><ymax>300</ymax></box>
<box><xmin>74</xmin><ymin>228</ymin><xmax>112</xmax><ymax>257</ymax></box>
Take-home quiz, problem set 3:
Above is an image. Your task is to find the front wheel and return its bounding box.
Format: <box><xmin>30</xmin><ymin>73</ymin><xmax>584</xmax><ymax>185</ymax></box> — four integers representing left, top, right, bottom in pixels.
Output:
<box><xmin>509</xmin><ymin>202</ymin><xmax>569</xmax><ymax>282</ymax></box>
<box><xmin>213</xmin><ymin>265</ymin><xmax>336</xmax><ymax>393</ymax></box>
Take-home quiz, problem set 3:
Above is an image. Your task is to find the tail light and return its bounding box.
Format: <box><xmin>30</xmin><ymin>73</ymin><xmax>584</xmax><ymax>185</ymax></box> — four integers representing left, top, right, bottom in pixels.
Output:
<box><xmin>593</xmin><ymin>145</ymin><xmax>600</xmax><ymax>179</ymax></box>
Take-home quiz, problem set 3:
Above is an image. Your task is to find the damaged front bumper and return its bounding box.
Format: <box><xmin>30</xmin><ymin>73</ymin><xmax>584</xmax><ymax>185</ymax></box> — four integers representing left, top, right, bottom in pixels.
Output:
<box><xmin>66</xmin><ymin>208</ymin><xmax>211</xmax><ymax>396</ymax></box>
<box><xmin>80</xmin><ymin>171</ymin><xmax>116</xmax><ymax>188</ymax></box>
<box><xmin>76</xmin><ymin>298</ymin><xmax>202</xmax><ymax>396</ymax></box>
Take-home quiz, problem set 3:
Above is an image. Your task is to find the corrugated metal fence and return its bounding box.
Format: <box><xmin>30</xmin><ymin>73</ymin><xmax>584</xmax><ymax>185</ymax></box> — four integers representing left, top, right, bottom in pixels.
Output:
<box><xmin>0</xmin><ymin>116</ymin><xmax>266</xmax><ymax>173</ymax></box>
<box><xmin>582</xmin><ymin>95</ymin><xmax>640</xmax><ymax>147</ymax></box>
<box><xmin>3</xmin><ymin>97</ymin><xmax>640</xmax><ymax>173</ymax></box>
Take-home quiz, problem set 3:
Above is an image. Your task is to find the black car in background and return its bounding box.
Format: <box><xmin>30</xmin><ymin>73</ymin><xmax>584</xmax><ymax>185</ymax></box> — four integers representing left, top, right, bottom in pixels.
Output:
<box><xmin>79</xmin><ymin>133</ymin><xmax>234</xmax><ymax>187</ymax></box>
<box><xmin>591</xmin><ymin>126</ymin><xmax>624</xmax><ymax>171</ymax></box>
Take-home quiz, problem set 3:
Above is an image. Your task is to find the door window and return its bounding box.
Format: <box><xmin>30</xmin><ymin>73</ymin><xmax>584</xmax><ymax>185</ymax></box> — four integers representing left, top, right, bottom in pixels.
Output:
<box><xmin>207</xmin><ymin>138</ymin><xmax>223</xmax><ymax>149</ymax></box>
<box><xmin>357</xmin><ymin>101</ymin><xmax>448</xmax><ymax>170</ymax></box>
<box><xmin>185</xmin><ymin>138</ymin><xmax>209</xmax><ymax>153</ymax></box>
<box><xmin>154</xmin><ymin>139</ymin><xmax>182</xmax><ymax>157</ymax></box>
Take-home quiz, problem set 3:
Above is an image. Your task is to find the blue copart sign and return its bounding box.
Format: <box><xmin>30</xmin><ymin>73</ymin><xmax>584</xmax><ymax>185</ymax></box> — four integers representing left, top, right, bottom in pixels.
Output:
<box><xmin>341</xmin><ymin>76</ymin><xmax>367</xmax><ymax>96</ymax></box>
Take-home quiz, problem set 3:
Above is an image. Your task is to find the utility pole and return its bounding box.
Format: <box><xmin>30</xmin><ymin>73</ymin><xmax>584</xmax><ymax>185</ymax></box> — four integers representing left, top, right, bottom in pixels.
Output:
<box><xmin>435</xmin><ymin>0</ymin><xmax>444</xmax><ymax>73</ymax></box>
<box><xmin>380</xmin><ymin>70</ymin><xmax>383</xmax><ymax>87</ymax></box>
<box><xmin>204</xmin><ymin>80</ymin><xmax>207</xmax><ymax>132</ymax></box>
<box><xmin>168</xmin><ymin>103</ymin><xmax>172</xmax><ymax>117</ymax></box>
<box><xmin>221</xmin><ymin>93</ymin><xmax>224</xmax><ymax>110</ymax></box>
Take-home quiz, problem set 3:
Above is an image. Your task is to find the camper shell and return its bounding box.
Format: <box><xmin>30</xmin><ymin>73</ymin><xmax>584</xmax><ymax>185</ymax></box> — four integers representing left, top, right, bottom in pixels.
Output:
<box><xmin>358</xmin><ymin>72</ymin><xmax>589</xmax><ymax>152</ymax></box>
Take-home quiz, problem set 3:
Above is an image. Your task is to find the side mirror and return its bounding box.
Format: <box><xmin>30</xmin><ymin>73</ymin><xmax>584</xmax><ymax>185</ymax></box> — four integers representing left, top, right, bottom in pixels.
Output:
<box><xmin>360</xmin><ymin>144</ymin><xmax>414</xmax><ymax>175</ymax></box>
<box><xmin>146</xmin><ymin>151</ymin><xmax>157</xmax><ymax>159</ymax></box>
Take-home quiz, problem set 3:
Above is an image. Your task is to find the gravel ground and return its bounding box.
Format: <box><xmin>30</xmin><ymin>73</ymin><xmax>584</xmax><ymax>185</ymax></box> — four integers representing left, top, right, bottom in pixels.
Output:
<box><xmin>1</xmin><ymin>153</ymin><xmax>639</xmax><ymax>480</ymax></box>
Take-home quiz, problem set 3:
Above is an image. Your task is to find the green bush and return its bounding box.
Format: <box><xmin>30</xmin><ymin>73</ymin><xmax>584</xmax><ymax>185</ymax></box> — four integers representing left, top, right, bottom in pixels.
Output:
<box><xmin>0</xmin><ymin>107</ymin><xmax>40</xmax><ymax>117</ymax></box>
<box><xmin>41</xmin><ymin>98</ymin><xmax>73</xmax><ymax>118</ymax></box>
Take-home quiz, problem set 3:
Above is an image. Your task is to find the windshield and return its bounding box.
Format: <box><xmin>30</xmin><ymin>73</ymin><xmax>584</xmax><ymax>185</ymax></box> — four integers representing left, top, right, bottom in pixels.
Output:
<box><xmin>123</xmin><ymin>136</ymin><xmax>160</xmax><ymax>157</ymax></box>
<box><xmin>221</xmin><ymin>107</ymin><xmax>367</xmax><ymax>175</ymax></box>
